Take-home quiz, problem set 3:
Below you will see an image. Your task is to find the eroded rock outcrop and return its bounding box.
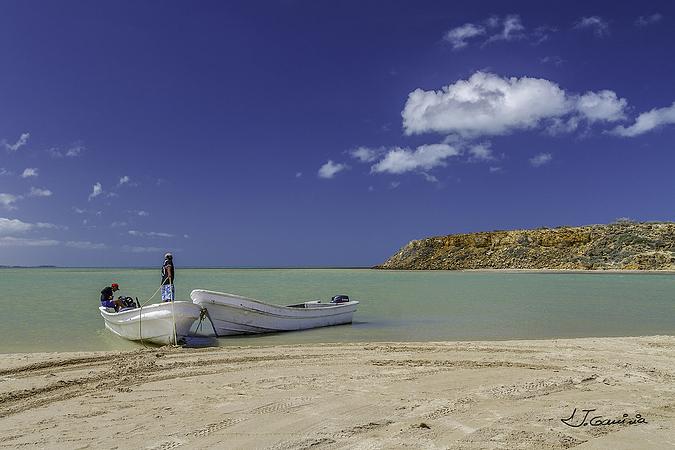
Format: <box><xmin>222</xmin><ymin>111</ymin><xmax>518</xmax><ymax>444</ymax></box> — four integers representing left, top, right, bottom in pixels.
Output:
<box><xmin>376</xmin><ymin>222</ymin><xmax>675</xmax><ymax>270</ymax></box>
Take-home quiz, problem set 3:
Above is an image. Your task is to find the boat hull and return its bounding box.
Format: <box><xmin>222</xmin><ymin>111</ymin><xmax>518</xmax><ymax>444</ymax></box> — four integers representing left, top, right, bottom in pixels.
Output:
<box><xmin>191</xmin><ymin>289</ymin><xmax>358</xmax><ymax>336</ymax></box>
<box><xmin>99</xmin><ymin>301</ymin><xmax>202</xmax><ymax>345</ymax></box>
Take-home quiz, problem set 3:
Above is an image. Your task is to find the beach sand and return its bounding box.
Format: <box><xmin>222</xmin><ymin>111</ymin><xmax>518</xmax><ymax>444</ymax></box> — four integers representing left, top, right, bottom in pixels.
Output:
<box><xmin>1</xmin><ymin>337</ymin><xmax>674</xmax><ymax>449</ymax></box>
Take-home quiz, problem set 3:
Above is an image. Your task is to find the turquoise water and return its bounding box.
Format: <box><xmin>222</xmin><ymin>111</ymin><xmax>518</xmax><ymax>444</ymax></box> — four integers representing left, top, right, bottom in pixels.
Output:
<box><xmin>1</xmin><ymin>268</ymin><xmax>674</xmax><ymax>353</ymax></box>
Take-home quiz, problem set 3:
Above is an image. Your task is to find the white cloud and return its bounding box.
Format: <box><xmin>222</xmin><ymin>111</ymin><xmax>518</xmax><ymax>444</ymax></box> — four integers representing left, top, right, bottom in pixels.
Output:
<box><xmin>318</xmin><ymin>160</ymin><xmax>347</xmax><ymax>179</ymax></box>
<box><xmin>350</xmin><ymin>146</ymin><xmax>381</xmax><ymax>163</ymax></box>
<box><xmin>444</xmin><ymin>15</ymin><xmax>529</xmax><ymax>50</ymax></box>
<box><xmin>635</xmin><ymin>13</ymin><xmax>662</xmax><ymax>27</ymax></box>
<box><xmin>0</xmin><ymin>236</ymin><xmax>60</xmax><ymax>247</ymax></box>
<box><xmin>402</xmin><ymin>72</ymin><xmax>572</xmax><ymax>137</ymax></box>
<box><xmin>611</xmin><ymin>101</ymin><xmax>675</xmax><ymax>137</ymax></box>
<box><xmin>117</xmin><ymin>175</ymin><xmax>138</xmax><ymax>187</ymax></box>
<box><xmin>540</xmin><ymin>56</ymin><xmax>564</xmax><ymax>66</ymax></box>
<box><xmin>530</xmin><ymin>153</ymin><xmax>553</xmax><ymax>167</ymax></box>
<box><xmin>489</xmin><ymin>166</ymin><xmax>502</xmax><ymax>173</ymax></box>
<box><xmin>402</xmin><ymin>72</ymin><xmax>630</xmax><ymax>137</ymax></box>
<box><xmin>574</xmin><ymin>16</ymin><xmax>609</xmax><ymax>36</ymax></box>
<box><xmin>485</xmin><ymin>15</ymin><xmax>525</xmax><ymax>44</ymax></box>
<box><xmin>295</xmin><ymin>172</ymin><xmax>302</xmax><ymax>178</ymax></box>
<box><xmin>3</xmin><ymin>133</ymin><xmax>30</xmax><ymax>152</ymax></box>
<box><xmin>128</xmin><ymin>230</ymin><xmax>175</xmax><ymax>238</ymax></box>
<box><xmin>21</xmin><ymin>168</ymin><xmax>38</xmax><ymax>178</ymax></box>
<box><xmin>124</xmin><ymin>209</ymin><xmax>150</xmax><ymax>217</ymax></box>
<box><xmin>73</xmin><ymin>207</ymin><xmax>86</xmax><ymax>214</ymax></box>
<box><xmin>65</xmin><ymin>241</ymin><xmax>108</xmax><ymax>250</ymax></box>
<box><xmin>531</xmin><ymin>25</ymin><xmax>556</xmax><ymax>45</ymax></box>
<box><xmin>65</xmin><ymin>145</ymin><xmax>83</xmax><ymax>157</ymax></box>
<box><xmin>49</xmin><ymin>143</ymin><xmax>84</xmax><ymax>158</ymax></box>
<box><xmin>576</xmin><ymin>90</ymin><xmax>627</xmax><ymax>122</ymax></box>
<box><xmin>88</xmin><ymin>182</ymin><xmax>103</xmax><ymax>201</ymax></box>
<box><xmin>371</xmin><ymin>144</ymin><xmax>460</xmax><ymax>174</ymax></box>
<box><xmin>183</xmin><ymin>234</ymin><xmax>190</xmax><ymax>239</ymax></box>
<box><xmin>0</xmin><ymin>218</ymin><xmax>58</xmax><ymax>235</ymax></box>
<box><xmin>444</xmin><ymin>23</ymin><xmax>485</xmax><ymax>49</ymax></box>
<box><xmin>122</xmin><ymin>245</ymin><xmax>165</xmax><ymax>253</ymax></box>
<box><xmin>28</xmin><ymin>187</ymin><xmax>52</xmax><ymax>197</ymax></box>
<box><xmin>468</xmin><ymin>143</ymin><xmax>495</xmax><ymax>161</ymax></box>
<box><xmin>421</xmin><ymin>173</ymin><xmax>439</xmax><ymax>183</ymax></box>
<box><xmin>0</xmin><ymin>193</ymin><xmax>20</xmax><ymax>210</ymax></box>
<box><xmin>0</xmin><ymin>168</ymin><xmax>10</xmax><ymax>176</ymax></box>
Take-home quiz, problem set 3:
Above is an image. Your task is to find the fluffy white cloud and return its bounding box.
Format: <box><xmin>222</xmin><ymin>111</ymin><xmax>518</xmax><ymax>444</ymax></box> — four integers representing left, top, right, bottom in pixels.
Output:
<box><xmin>443</xmin><ymin>15</ymin><xmax>528</xmax><ymax>50</ymax></box>
<box><xmin>635</xmin><ymin>13</ymin><xmax>662</xmax><ymax>27</ymax></box>
<box><xmin>88</xmin><ymin>182</ymin><xmax>103</xmax><ymax>201</ymax></box>
<box><xmin>468</xmin><ymin>143</ymin><xmax>495</xmax><ymax>161</ymax></box>
<box><xmin>403</xmin><ymin>72</ymin><xmax>572</xmax><ymax>136</ymax></box>
<box><xmin>485</xmin><ymin>15</ymin><xmax>525</xmax><ymax>44</ymax></box>
<box><xmin>402</xmin><ymin>72</ymin><xmax>630</xmax><ymax>137</ymax></box>
<box><xmin>49</xmin><ymin>143</ymin><xmax>84</xmax><ymax>158</ymax></box>
<box><xmin>371</xmin><ymin>144</ymin><xmax>460</xmax><ymax>174</ymax></box>
<box><xmin>318</xmin><ymin>160</ymin><xmax>347</xmax><ymax>179</ymax></box>
<box><xmin>65</xmin><ymin>241</ymin><xmax>107</xmax><ymax>250</ymax></box>
<box><xmin>530</xmin><ymin>153</ymin><xmax>553</xmax><ymax>167</ymax></box>
<box><xmin>0</xmin><ymin>193</ymin><xmax>20</xmax><ymax>210</ymax></box>
<box><xmin>122</xmin><ymin>245</ymin><xmax>166</xmax><ymax>253</ymax></box>
<box><xmin>118</xmin><ymin>175</ymin><xmax>130</xmax><ymax>186</ymax></box>
<box><xmin>350</xmin><ymin>146</ymin><xmax>381</xmax><ymax>163</ymax></box>
<box><xmin>28</xmin><ymin>187</ymin><xmax>52</xmax><ymax>197</ymax></box>
<box><xmin>128</xmin><ymin>230</ymin><xmax>174</xmax><ymax>238</ymax></box>
<box><xmin>574</xmin><ymin>16</ymin><xmax>609</xmax><ymax>36</ymax></box>
<box><xmin>444</xmin><ymin>23</ymin><xmax>485</xmax><ymax>49</ymax></box>
<box><xmin>0</xmin><ymin>236</ymin><xmax>59</xmax><ymax>247</ymax></box>
<box><xmin>576</xmin><ymin>90</ymin><xmax>627</xmax><ymax>122</ymax></box>
<box><xmin>3</xmin><ymin>133</ymin><xmax>30</xmax><ymax>152</ymax></box>
<box><xmin>0</xmin><ymin>218</ymin><xmax>58</xmax><ymax>235</ymax></box>
<box><xmin>611</xmin><ymin>101</ymin><xmax>675</xmax><ymax>137</ymax></box>
<box><xmin>21</xmin><ymin>168</ymin><xmax>38</xmax><ymax>178</ymax></box>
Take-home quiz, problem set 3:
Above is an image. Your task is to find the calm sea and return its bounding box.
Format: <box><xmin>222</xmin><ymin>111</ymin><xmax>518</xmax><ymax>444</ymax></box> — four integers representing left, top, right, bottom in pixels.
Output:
<box><xmin>1</xmin><ymin>268</ymin><xmax>674</xmax><ymax>353</ymax></box>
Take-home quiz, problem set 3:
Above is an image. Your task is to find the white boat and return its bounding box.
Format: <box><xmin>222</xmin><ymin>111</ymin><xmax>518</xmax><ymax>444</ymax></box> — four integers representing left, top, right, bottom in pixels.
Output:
<box><xmin>191</xmin><ymin>289</ymin><xmax>359</xmax><ymax>336</ymax></box>
<box><xmin>99</xmin><ymin>301</ymin><xmax>203</xmax><ymax>345</ymax></box>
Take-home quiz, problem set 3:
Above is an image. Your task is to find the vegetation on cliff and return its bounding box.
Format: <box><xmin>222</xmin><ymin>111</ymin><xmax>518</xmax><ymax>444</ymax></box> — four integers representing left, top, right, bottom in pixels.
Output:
<box><xmin>376</xmin><ymin>222</ymin><xmax>675</xmax><ymax>270</ymax></box>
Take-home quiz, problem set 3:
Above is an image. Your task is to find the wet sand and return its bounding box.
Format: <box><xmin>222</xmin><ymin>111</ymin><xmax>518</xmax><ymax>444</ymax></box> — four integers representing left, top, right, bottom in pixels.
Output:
<box><xmin>1</xmin><ymin>336</ymin><xmax>674</xmax><ymax>449</ymax></box>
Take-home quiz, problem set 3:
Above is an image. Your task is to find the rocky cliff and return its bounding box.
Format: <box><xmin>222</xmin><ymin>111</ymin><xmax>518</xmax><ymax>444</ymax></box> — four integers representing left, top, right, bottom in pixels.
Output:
<box><xmin>376</xmin><ymin>222</ymin><xmax>675</xmax><ymax>270</ymax></box>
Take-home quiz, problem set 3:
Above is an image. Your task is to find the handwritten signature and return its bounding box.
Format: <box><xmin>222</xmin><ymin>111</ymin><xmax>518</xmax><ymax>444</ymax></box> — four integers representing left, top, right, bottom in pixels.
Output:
<box><xmin>561</xmin><ymin>408</ymin><xmax>647</xmax><ymax>427</ymax></box>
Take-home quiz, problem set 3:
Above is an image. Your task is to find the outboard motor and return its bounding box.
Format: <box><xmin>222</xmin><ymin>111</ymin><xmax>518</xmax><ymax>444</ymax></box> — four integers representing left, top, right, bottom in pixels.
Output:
<box><xmin>118</xmin><ymin>296</ymin><xmax>139</xmax><ymax>309</ymax></box>
<box><xmin>330</xmin><ymin>294</ymin><xmax>350</xmax><ymax>304</ymax></box>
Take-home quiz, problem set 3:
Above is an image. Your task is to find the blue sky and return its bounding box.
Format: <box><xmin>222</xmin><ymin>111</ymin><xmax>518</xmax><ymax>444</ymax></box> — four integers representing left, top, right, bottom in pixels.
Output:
<box><xmin>1</xmin><ymin>0</ymin><xmax>674</xmax><ymax>267</ymax></box>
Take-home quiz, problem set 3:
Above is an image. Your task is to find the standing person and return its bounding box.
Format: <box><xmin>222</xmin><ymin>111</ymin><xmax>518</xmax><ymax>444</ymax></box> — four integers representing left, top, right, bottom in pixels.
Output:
<box><xmin>101</xmin><ymin>283</ymin><xmax>125</xmax><ymax>311</ymax></box>
<box><xmin>161</xmin><ymin>252</ymin><xmax>175</xmax><ymax>302</ymax></box>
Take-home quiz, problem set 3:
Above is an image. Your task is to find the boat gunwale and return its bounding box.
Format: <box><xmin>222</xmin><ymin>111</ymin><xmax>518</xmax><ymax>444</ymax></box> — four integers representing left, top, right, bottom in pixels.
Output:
<box><xmin>191</xmin><ymin>289</ymin><xmax>359</xmax><ymax>313</ymax></box>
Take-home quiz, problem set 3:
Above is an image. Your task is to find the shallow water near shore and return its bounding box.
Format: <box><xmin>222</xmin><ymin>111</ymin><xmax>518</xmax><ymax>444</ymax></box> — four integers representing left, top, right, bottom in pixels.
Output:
<box><xmin>1</xmin><ymin>268</ymin><xmax>674</xmax><ymax>353</ymax></box>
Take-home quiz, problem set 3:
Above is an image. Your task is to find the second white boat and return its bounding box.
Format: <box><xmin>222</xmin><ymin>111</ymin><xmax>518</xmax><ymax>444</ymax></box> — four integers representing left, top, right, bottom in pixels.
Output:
<box><xmin>191</xmin><ymin>289</ymin><xmax>359</xmax><ymax>336</ymax></box>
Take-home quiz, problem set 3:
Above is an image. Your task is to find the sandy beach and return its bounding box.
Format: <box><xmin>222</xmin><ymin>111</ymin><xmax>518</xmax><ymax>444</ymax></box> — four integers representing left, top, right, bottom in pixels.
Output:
<box><xmin>1</xmin><ymin>336</ymin><xmax>674</xmax><ymax>449</ymax></box>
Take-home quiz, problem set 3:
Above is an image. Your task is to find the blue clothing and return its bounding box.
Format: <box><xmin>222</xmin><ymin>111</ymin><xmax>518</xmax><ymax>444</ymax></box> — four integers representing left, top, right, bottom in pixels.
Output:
<box><xmin>161</xmin><ymin>284</ymin><xmax>175</xmax><ymax>302</ymax></box>
<box><xmin>101</xmin><ymin>299</ymin><xmax>116</xmax><ymax>308</ymax></box>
